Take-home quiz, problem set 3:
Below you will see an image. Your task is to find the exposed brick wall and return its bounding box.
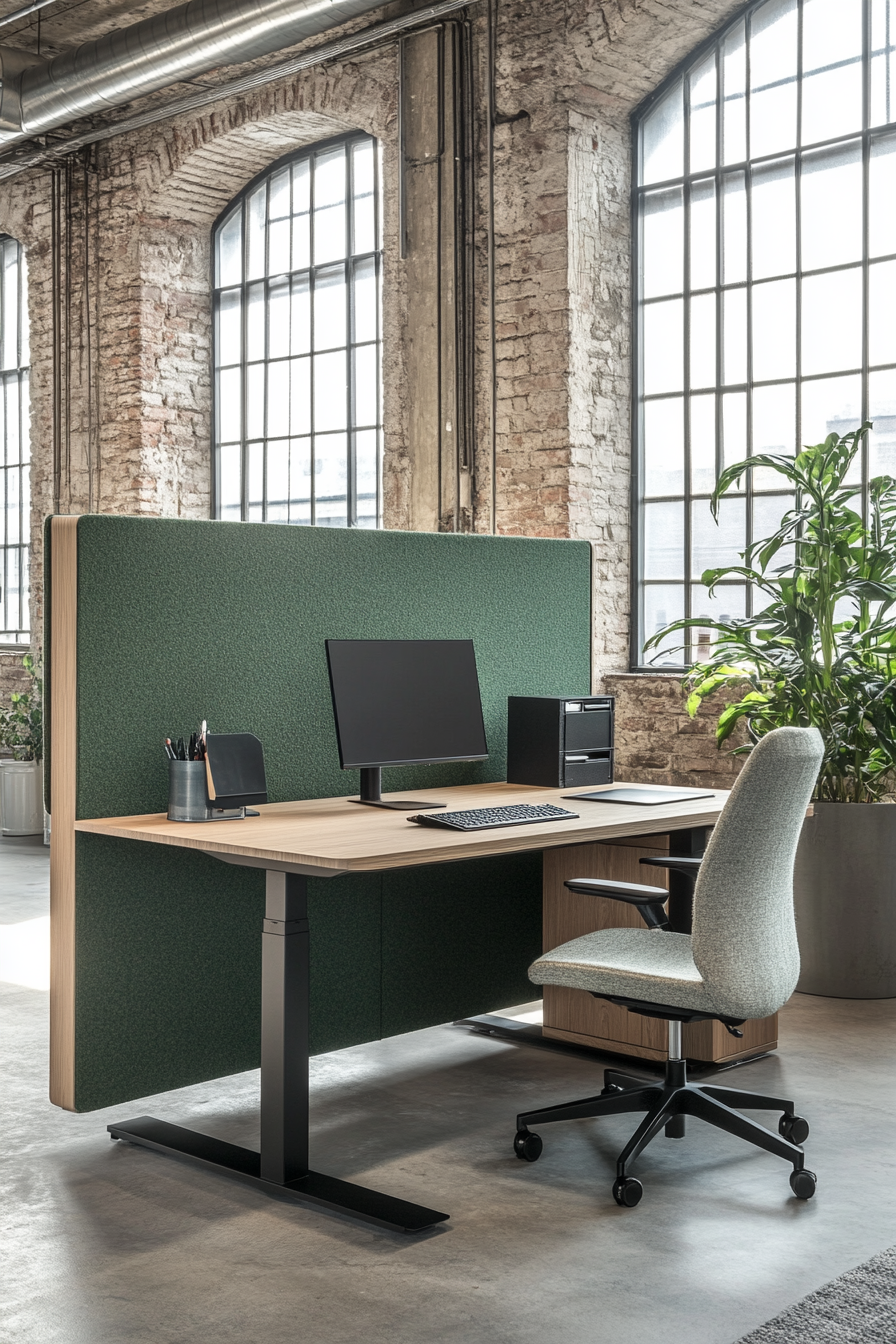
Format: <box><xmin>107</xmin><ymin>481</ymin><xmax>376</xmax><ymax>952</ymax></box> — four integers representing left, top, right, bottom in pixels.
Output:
<box><xmin>603</xmin><ymin>672</ymin><xmax>747</xmax><ymax>791</ymax></box>
<box><xmin>490</xmin><ymin>91</ymin><xmax>571</xmax><ymax>537</ymax></box>
<box><xmin>0</xmin><ymin>652</ymin><xmax>29</xmax><ymax>702</ymax></box>
<box><xmin>0</xmin><ymin>0</ymin><xmax>748</xmax><ymax>767</ymax></box>
<box><xmin>567</xmin><ymin>110</ymin><xmax>631</xmax><ymax>680</ymax></box>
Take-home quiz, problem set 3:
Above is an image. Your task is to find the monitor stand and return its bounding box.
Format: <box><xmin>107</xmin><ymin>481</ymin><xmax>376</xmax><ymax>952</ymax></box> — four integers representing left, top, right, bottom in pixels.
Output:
<box><xmin>348</xmin><ymin>767</ymin><xmax>446</xmax><ymax>810</ymax></box>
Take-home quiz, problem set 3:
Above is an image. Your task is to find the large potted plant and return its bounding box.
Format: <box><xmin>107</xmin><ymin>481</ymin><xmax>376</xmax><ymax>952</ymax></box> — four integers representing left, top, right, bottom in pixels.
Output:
<box><xmin>646</xmin><ymin>424</ymin><xmax>896</xmax><ymax>997</ymax></box>
<box><xmin>0</xmin><ymin>653</ymin><xmax>44</xmax><ymax>837</ymax></box>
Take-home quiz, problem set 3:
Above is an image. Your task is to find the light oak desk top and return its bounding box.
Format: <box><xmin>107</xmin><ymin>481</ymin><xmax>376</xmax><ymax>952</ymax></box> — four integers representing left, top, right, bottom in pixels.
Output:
<box><xmin>75</xmin><ymin>780</ymin><xmax>730</xmax><ymax>876</ymax></box>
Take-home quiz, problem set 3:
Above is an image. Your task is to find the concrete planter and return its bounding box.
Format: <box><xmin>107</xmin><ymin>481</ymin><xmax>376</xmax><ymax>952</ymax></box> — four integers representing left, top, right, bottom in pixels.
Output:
<box><xmin>0</xmin><ymin>759</ymin><xmax>43</xmax><ymax>836</ymax></box>
<box><xmin>794</xmin><ymin>801</ymin><xmax>896</xmax><ymax>998</ymax></box>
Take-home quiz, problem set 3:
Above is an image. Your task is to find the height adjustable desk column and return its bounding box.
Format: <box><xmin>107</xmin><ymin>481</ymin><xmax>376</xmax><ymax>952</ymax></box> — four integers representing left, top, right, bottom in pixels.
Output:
<box><xmin>75</xmin><ymin>782</ymin><xmax>728</xmax><ymax>1234</ymax></box>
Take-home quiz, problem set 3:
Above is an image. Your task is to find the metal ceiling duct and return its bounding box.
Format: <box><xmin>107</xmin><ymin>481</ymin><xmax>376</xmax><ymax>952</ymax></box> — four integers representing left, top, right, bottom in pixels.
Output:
<box><xmin>0</xmin><ymin>0</ymin><xmax>391</xmax><ymax>145</ymax></box>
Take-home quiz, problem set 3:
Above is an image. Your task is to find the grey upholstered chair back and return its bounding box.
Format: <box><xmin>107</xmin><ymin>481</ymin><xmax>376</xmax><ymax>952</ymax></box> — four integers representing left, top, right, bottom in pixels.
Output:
<box><xmin>690</xmin><ymin>726</ymin><xmax>824</xmax><ymax>1019</ymax></box>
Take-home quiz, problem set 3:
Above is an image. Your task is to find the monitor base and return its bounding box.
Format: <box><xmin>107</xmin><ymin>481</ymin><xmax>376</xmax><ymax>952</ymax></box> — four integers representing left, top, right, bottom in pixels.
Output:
<box><xmin>351</xmin><ymin>766</ymin><xmax>446</xmax><ymax>810</ymax></box>
<box><xmin>348</xmin><ymin>798</ymin><xmax>446</xmax><ymax>810</ymax></box>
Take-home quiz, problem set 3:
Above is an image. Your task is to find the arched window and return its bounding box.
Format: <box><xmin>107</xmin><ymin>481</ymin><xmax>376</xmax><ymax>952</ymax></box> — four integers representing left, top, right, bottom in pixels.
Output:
<box><xmin>633</xmin><ymin>0</ymin><xmax>896</xmax><ymax>665</ymax></box>
<box><xmin>0</xmin><ymin>237</ymin><xmax>29</xmax><ymax>645</ymax></box>
<box><xmin>212</xmin><ymin>133</ymin><xmax>382</xmax><ymax>528</ymax></box>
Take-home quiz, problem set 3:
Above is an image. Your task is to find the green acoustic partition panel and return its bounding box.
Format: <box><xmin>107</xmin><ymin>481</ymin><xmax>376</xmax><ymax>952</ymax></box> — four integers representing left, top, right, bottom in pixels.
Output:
<box><xmin>381</xmin><ymin>851</ymin><xmax>543</xmax><ymax>1037</ymax></box>
<box><xmin>60</xmin><ymin>517</ymin><xmax>591</xmax><ymax>1110</ymax></box>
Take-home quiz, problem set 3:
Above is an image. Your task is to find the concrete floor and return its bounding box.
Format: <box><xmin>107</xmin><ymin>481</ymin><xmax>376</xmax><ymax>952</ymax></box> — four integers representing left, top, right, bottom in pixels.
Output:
<box><xmin>3</xmin><ymin>837</ymin><xmax>896</xmax><ymax>1344</ymax></box>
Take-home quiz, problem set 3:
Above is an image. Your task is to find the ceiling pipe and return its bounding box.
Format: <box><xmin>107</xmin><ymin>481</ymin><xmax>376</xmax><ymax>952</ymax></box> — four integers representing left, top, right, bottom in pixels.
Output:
<box><xmin>0</xmin><ymin>0</ymin><xmax>397</xmax><ymax>146</ymax></box>
<box><xmin>0</xmin><ymin>0</ymin><xmax>60</xmax><ymax>37</ymax></box>
<box><xmin>0</xmin><ymin>0</ymin><xmax>478</xmax><ymax>182</ymax></box>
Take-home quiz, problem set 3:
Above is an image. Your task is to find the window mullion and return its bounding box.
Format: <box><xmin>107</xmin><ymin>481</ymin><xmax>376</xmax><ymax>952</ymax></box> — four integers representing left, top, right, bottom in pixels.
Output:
<box><xmin>862</xmin><ymin>0</ymin><xmax>872</xmax><ymax>508</ymax></box>
<box><xmin>346</xmin><ymin>143</ymin><xmax>355</xmax><ymax>528</ymax></box>
<box><xmin>309</xmin><ymin>151</ymin><xmax>316</xmax><ymax>527</ymax></box>
<box><xmin>0</xmin><ymin>241</ymin><xmax>30</xmax><ymax>645</ymax></box>
<box><xmin>684</xmin><ymin>68</ymin><xmax>693</xmax><ymax>664</ymax></box>
<box><xmin>745</xmin><ymin>9</ymin><xmax>754</xmax><ymax>622</ymax></box>
<box><xmin>795</xmin><ymin>0</ymin><xmax>804</xmax><ymax>467</ymax></box>
<box><xmin>242</xmin><ymin>198</ymin><xmax>249</xmax><ymax>523</ymax></box>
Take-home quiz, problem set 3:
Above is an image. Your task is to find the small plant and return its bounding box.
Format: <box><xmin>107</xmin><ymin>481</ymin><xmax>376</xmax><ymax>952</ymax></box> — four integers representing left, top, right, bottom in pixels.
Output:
<box><xmin>0</xmin><ymin>653</ymin><xmax>43</xmax><ymax>762</ymax></box>
<box><xmin>645</xmin><ymin>424</ymin><xmax>896</xmax><ymax>803</ymax></box>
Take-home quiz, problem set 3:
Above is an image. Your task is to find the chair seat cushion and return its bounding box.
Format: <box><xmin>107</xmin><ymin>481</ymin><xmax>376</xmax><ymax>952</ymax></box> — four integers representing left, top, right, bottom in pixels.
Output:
<box><xmin>530</xmin><ymin>928</ymin><xmax>716</xmax><ymax>1014</ymax></box>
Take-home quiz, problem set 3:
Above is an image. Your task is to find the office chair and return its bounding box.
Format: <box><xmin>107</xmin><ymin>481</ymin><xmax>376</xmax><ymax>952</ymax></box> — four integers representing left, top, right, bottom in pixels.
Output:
<box><xmin>514</xmin><ymin>726</ymin><xmax>824</xmax><ymax>1207</ymax></box>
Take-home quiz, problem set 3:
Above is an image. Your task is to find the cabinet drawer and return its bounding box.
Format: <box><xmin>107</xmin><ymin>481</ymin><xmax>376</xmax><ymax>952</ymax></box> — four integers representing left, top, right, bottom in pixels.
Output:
<box><xmin>565</xmin><ymin>709</ymin><xmax>612</xmax><ymax>752</ymax></box>
<box><xmin>563</xmin><ymin>754</ymin><xmax>612</xmax><ymax>788</ymax></box>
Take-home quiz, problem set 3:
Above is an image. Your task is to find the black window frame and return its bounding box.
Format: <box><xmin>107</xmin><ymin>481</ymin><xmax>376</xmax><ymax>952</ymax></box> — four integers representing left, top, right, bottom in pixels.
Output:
<box><xmin>211</xmin><ymin>131</ymin><xmax>383</xmax><ymax>529</ymax></box>
<box><xmin>0</xmin><ymin>235</ymin><xmax>30</xmax><ymax>648</ymax></box>
<box><xmin>630</xmin><ymin>0</ymin><xmax>896</xmax><ymax>669</ymax></box>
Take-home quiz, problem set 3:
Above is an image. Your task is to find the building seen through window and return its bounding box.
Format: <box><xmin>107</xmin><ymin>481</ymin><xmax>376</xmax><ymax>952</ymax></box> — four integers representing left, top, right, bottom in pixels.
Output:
<box><xmin>633</xmin><ymin>0</ymin><xmax>896</xmax><ymax>664</ymax></box>
<box><xmin>0</xmin><ymin>236</ymin><xmax>29</xmax><ymax>646</ymax></box>
<box><xmin>212</xmin><ymin>133</ymin><xmax>382</xmax><ymax>529</ymax></box>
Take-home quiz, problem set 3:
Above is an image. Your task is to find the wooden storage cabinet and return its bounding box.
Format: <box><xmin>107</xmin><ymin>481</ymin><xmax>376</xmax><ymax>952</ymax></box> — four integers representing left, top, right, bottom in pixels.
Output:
<box><xmin>541</xmin><ymin>837</ymin><xmax>777</xmax><ymax>1065</ymax></box>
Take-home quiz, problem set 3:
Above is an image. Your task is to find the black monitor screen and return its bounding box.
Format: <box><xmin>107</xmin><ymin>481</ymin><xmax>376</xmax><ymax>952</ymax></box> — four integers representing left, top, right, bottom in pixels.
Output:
<box><xmin>326</xmin><ymin>639</ymin><xmax>488</xmax><ymax>769</ymax></box>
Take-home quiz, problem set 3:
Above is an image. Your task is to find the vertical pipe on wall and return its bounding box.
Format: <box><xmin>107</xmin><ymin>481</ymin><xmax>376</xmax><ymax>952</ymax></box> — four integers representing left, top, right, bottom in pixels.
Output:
<box><xmin>50</xmin><ymin>150</ymin><xmax>101</xmax><ymax>516</ymax></box>
<box><xmin>50</xmin><ymin>165</ymin><xmax>62</xmax><ymax>513</ymax></box>
<box><xmin>398</xmin><ymin>36</ymin><xmax>408</xmax><ymax>262</ymax></box>
<box><xmin>92</xmin><ymin>147</ymin><xmax>102</xmax><ymax>510</ymax></box>
<box><xmin>435</xmin><ymin>23</ymin><xmax>444</xmax><ymax>529</ymax></box>
<box><xmin>485</xmin><ymin>0</ymin><xmax>497</xmax><ymax>534</ymax></box>
<box><xmin>445</xmin><ymin>17</ymin><xmax>471</xmax><ymax>533</ymax></box>
<box><xmin>82</xmin><ymin>156</ymin><xmax>93</xmax><ymax>514</ymax></box>
<box><xmin>63</xmin><ymin>155</ymin><xmax>73</xmax><ymax>509</ymax></box>
<box><xmin>456</xmin><ymin>15</ymin><xmax>476</xmax><ymax>532</ymax></box>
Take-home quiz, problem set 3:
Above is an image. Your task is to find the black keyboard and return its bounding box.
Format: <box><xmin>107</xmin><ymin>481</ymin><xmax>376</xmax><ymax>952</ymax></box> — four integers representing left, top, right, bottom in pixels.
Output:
<box><xmin>407</xmin><ymin>802</ymin><xmax>579</xmax><ymax>831</ymax></box>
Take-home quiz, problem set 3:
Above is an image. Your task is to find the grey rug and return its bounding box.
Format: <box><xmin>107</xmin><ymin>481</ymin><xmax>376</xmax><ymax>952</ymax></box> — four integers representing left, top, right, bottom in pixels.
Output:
<box><xmin>737</xmin><ymin>1245</ymin><xmax>896</xmax><ymax>1342</ymax></box>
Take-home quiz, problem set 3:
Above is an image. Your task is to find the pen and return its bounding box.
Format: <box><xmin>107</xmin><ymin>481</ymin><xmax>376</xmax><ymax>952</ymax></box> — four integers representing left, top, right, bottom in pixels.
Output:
<box><xmin>165</xmin><ymin>737</ymin><xmax>176</xmax><ymax>761</ymax></box>
<box><xmin>176</xmin><ymin>737</ymin><xmax>186</xmax><ymax>760</ymax></box>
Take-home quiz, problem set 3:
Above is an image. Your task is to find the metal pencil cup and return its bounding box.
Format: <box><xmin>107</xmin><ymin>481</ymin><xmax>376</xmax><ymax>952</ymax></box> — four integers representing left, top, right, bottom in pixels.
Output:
<box><xmin>168</xmin><ymin>760</ymin><xmax>211</xmax><ymax>822</ymax></box>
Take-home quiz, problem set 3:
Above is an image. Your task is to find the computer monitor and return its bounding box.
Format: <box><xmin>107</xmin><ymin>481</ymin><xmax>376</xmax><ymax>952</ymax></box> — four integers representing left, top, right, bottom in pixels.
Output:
<box><xmin>325</xmin><ymin>638</ymin><xmax>488</xmax><ymax>809</ymax></box>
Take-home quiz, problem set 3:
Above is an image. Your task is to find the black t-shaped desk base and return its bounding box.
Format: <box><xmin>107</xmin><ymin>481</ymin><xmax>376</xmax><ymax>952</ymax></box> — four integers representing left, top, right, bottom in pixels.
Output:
<box><xmin>107</xmin><ymin>871</ymin><xmax>449</xmax><ymax>1235</ymax></box>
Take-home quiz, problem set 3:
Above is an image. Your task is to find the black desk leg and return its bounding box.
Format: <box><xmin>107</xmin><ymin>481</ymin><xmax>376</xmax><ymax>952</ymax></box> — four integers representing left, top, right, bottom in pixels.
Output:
<box><xmin>108</xmin><ymin>870</ymin><xmax>449</xmax><ymax>1234</ymax></box>
<box><xmin>260</xmin><ymin>871</ymin><xmax>310</xmax><ymax>1184</ymax></box>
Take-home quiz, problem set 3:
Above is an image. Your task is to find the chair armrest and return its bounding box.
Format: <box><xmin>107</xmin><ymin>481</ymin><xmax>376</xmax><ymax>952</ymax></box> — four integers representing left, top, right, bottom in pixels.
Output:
<box><xmin>564</xmin><ymin>877</ymin><xmax>670</xmax><ymax>930</ymax></box>
<box><xmin>639</xmin><ymin>856</ymin><xmax>703</xmax><ymax>881</ymax></box>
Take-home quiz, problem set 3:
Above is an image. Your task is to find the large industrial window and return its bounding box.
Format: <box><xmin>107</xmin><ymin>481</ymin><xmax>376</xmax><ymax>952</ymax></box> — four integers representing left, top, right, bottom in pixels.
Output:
<box><xmin>633</xmin><ymin>0</ymin><xmax>896</xmax><ymax>665</ymax></box>
<box><xmin>0</xmin><ymin>237</ymin><xmax>29</xmax><ymax>645</ymax></box>
<box><xmin>212</xmin><ymin>133</ymin><xmax>382</xmax><ymax>528</ymax></box>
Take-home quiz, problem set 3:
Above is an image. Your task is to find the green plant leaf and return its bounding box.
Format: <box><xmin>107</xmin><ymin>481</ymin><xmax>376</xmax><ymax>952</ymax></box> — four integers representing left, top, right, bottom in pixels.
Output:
<box><xmin>648</xmin><ymin>423</ymin><xmax>896</xmax><ymax>801</ymax></box>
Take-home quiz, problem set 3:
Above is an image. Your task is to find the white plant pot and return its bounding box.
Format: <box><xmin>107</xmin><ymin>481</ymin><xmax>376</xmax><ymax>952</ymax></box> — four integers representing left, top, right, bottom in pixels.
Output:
<box><xmin>0</xmin><ymin>759</ymin><xmax>44</xmax><ymax>836</ymax></box>
<box><xmin>0</xmin><ymin>758</ymin><xmax>16</xmax><ymax>831</ymax></box>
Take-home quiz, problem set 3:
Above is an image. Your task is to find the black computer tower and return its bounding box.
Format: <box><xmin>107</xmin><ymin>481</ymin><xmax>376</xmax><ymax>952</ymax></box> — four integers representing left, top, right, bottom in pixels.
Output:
<box><xmin>506</xmin><ymin>696</ymin><xmax>614</xmax><ymax>788</ymax></box>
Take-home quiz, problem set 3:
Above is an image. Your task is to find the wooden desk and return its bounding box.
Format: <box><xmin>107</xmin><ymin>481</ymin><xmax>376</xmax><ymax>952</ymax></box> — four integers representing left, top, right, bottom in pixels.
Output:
<box><xmin>75</xmin><ymin>780</ymin><xmax>727</xmax><ymax>873</ymax></box>
<box><xmin>76</xmin><ymin>781</ymin><xmax>728</xmax><ymax>1233</ymax></box>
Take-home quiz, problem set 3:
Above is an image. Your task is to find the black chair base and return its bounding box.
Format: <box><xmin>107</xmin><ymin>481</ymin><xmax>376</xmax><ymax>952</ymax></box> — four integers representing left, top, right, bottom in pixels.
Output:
<box><xmin>515</xmin><ymin>1058</ymin><xmax>816</xmax><ymax>1206</ymax></box>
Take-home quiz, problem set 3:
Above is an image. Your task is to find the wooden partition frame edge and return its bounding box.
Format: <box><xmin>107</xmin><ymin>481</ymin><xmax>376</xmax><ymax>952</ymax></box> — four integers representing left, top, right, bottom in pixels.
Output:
<box><xmin>49</xmin><ymin>516</ymin><xmax>78</xmax><ymax>1110</ymax></box>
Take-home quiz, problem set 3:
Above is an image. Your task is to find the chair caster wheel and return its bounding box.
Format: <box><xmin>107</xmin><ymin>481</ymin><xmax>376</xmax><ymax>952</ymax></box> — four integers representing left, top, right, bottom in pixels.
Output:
<box><xmin>779</xmin><ymin>1114</ymin><xmax>809</xmax><ymax>1144</ymax></box>
<box><xmin>612</xmin><ymin>1176</ymin><xmax>643</xmax><ymax>1207</ymax></box>
<box><xmin>514</xmin><ymin>1129</ymin><xmax>543</xmax><ymax>1162</ymax></box>
<box><xmin>790</xmin><ymin>1168</ymin><xmax>817</xmax><ymax>1200</ymax></box>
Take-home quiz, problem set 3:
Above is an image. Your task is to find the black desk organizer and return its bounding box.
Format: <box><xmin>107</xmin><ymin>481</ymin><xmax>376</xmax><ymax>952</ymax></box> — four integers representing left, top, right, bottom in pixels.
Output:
<box><xmin>167</xmin><ymin>732</ymin><xmax>268</xmax><ymax>822</ymax></box>
<box><xmin>506</xmin><ymin>695</ymin><xmax>614</xmax><ymax>789</ymax></box>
